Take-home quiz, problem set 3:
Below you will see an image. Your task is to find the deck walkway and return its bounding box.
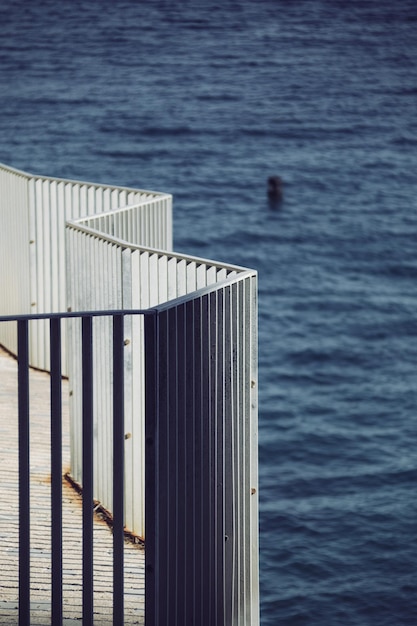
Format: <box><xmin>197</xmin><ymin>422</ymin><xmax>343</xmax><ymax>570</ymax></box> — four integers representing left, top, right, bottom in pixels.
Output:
<box><xmin>0</xmin><ymin>347</ymin><xmax>145</xmax><ymax>625</ymax></box>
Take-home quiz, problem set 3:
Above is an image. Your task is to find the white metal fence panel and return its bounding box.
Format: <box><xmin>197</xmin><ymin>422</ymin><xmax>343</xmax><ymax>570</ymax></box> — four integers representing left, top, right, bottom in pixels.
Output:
<box><xmin>144</xmin><ymin>273</ymin><xmax>259</xmax><ymax>626</ymax></box>
<box><xmin>66</xmin><ymin>231</ymin><xmax>124</xmax><ymax>503</ymax></box>
<box><xmin>65</xmin><ymin>222</ymin><xmax>248</xmax><ymax>538</ymax></box>
<box><xmin>0</xmin><ymin>165</ymin><xmax>30</xmax><ymax>354</ymax></box>
<box><xmin>77</xmin><ymin>198</ymin><xmax>173</xmax><ymax>252</ymax></box>
<box><xmin>0</xmin><ymin>162</ymin><xmax>172</xmax><ymax>372</ymax></box>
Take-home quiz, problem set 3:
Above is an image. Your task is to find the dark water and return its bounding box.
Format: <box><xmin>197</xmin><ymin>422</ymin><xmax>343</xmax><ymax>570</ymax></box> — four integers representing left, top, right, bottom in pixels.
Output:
<box><xmin>2</xmin><ymin>1</ymin><xmax>417</xmax><ymax>624</ymax></box>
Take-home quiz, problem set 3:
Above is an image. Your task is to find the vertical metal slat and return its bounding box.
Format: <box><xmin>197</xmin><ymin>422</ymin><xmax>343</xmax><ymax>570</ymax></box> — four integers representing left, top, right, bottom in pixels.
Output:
<box><xmin>18</xmin><ymin>319</ymin><xmax>30</xmax><ymax>626</ymax></box>
<box><xmin>144</xmin><ymin>312</ymin><xmax>158</xmax><ymax>626</ymax></box>
<box><xmin>50</xmin><ymin>318</ymin><xmax>63</xmax><ymax>626</ymax></box>
<box><xmin>113</xmin><ymin>314</ymin><xmax>125</xmax><ymax>625</ymax></box>
<box><xmin>82</xmin><ymin>316</ymin><xmax>94</xmax><ymax>626</ymax></box>
<box><xmin>214</xmin><ymin>288</ymin><xmax>226</xmax><ymax>626</ymax></box>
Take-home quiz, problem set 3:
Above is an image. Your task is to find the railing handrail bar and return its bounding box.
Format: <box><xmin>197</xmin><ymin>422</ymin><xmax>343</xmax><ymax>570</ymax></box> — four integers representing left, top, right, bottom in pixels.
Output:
<box><xmin>0</xmin><ymin>308</ymin><xmax>155</xmax><ymax>323</ymax></box>
<box><xmin>71</xmin><ymin>198</ymin><xmax>172</xmax><ymax>223</ymax></box>
<box><xmin>66</xmin><ymin>219</ymin><xmax>251</xmax><ymax>273</ymax></box>
<box><xmin>0</xmin><ymin>161</ymin><xmax>171</xmax><ymax>199</ymax></box>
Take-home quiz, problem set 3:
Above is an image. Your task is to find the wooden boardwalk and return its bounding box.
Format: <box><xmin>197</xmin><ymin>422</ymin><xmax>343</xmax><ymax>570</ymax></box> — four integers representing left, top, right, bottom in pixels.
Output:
<box><xmin>0</xmin><ymin>347</ymin><xmax>145</xmax><ymax>625</ymax></box>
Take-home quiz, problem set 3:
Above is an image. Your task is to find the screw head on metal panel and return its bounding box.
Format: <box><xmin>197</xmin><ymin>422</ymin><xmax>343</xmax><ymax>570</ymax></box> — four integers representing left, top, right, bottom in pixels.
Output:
<box><xmin>67</xmin><ymin>306</ymin><xmax>72</xmax><ymax>312</ymax></box>
<box><xmin>251</xmin><ymin>380</ymin><xmax>256</xmax><ymax>388</ymax></box>
<box><xmin>251</xmin><ymin>487</ymin><xmax>257</xmax><ymax>495</ymax></box>
<box><xmin>124</xmin><ymin>338</ymin><xmax>130</xmax><ymax>346</ymax></box>
<box><xmin>124</xmin><ymin>432</ymin><xmax>132</xmax><ymax>440</ymax></box>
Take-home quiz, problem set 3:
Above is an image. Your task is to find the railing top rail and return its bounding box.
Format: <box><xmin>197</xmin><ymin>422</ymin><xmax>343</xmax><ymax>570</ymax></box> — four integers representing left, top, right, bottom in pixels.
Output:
<box><xmin>72</xmin><ymin>199</ymin><xmax>170</xmax><ymax>224</ymax></box>
<box><xmin>0</xmin><ymin>161</ymin><xmax>171</xmax><ymax>200</ymax></box>
<box><xmin>66</xmin><ymin>219</ymin><xmax>251</xmax><ymax>274</ymax></box>
<box><xmin>0</xmin><ymin>308</ymin><xmax>155</xmax><ymax>323</ymax></box>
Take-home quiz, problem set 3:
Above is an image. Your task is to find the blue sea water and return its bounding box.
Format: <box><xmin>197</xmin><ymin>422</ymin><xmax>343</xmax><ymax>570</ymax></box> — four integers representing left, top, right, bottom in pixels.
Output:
<box><xmin>1</xmin><ymin>1</ymin><xmax>417</xmax><ymax>624</ymax></box>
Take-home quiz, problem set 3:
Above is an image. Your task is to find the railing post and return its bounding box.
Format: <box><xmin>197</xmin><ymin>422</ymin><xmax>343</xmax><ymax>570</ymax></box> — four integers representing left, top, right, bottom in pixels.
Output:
<box><xmin>50</xmin><ymin>317</ymin><xmax>63</xmax><ymax>626</ymax></box>
<box><xmin>18</xmin><ymin>319</ymin><xmax>30</xmax><ymax>626</ymax></box>
<box><xmin>82</xmin><ymin>316</ymin><xmax>94</xmax><ymax>626</ymax></box>
<box><xmin>144</xmin><ymin>312</ymin><xmax>158</xmax><ymax>626</ymax></box>
<box><xmin>113</xmin><ymin>314</ymin><xmax>125</xmax><ymax>625</ymax></box>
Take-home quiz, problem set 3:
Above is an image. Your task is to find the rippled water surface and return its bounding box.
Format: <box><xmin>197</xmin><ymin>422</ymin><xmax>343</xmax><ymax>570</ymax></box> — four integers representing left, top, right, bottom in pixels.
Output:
<box><xmin>2</xmin><ymin>1</ymin><xmax>417</xmax><ymax>624</ymax></box>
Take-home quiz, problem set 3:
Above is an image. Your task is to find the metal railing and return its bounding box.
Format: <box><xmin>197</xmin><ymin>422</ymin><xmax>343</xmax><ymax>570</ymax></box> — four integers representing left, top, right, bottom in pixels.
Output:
<box><xmin>0</xmin><ymin>162</ymin><xmax>172</xmax><ymax>371</ymax></box>
<box><xmin>144</xmin><ymin>274</ymin><xmax>259</xmax><ymax>626</ymax></box>
<box><xmin>0</xmin><ymin>309</ymin><xmax>145</xmax><ymax>626</ymax></box>
<box><xmin>0</xmin><ymin>163</ymin><xmax>259</xmax><ymax>625</ymax></box>
<box><xmin>0</xmin><ymin>277</ymin><xmax>258</xmax><ymax>625</ymax></box>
